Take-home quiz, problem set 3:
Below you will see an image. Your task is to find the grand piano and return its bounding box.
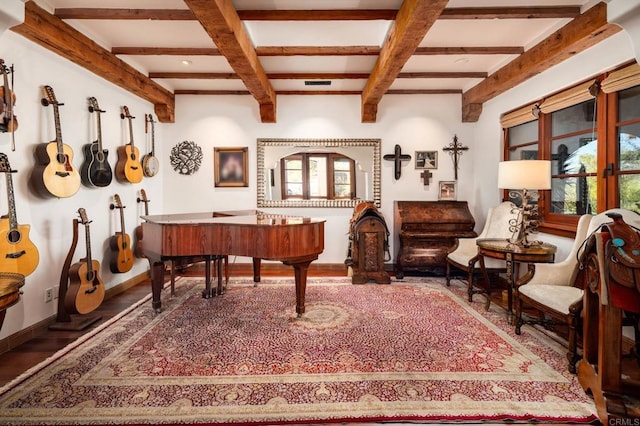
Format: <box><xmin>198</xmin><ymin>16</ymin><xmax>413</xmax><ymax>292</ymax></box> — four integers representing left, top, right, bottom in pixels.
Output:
<box><xmin>140</xmin><ymin>210</ymin><xmax>325</xmax><ymax>316</ymax></box>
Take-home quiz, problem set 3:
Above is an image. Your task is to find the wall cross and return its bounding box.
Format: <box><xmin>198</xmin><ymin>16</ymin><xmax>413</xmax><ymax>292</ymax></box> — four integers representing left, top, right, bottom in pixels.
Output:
<box><xmin>442</xmin><ymin>135</ymin><xmax>469</xmax><ymax>180</ymax></box>
<box><xmin>420</xmin><ymin>170</ymin><xmax>433</xmax><ymax>186</ymax></box>
<box><xmin>383</xmin><ymin>144</ymin><xmax>411</xmax><ymax>180</ymax></box>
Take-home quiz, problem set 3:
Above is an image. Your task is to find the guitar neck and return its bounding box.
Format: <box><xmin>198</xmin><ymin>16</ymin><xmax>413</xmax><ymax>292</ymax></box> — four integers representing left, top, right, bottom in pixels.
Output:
<box><xmin>96</xmin><ymin>110</ymin><xmax>103</xmax><ymax>150</ymax></box>
<box><xmin>4</xmin><ymin>172</ymin><xmax>18</xmax><ymax>231</ymax></box>
<box><xmin>84</xmin><ymin>221</ymin><xmax>93</xmax><ymax>267</ymax></box>
<box><xmin>52</xmin><ymin>103</ymin><xmax>64</xmax><ymax>154</ymax></box>
<box><xmin>128</xmin><ymin>118</ymin><xmax>135</xmax><ymax>148</ymax></box>
<box><xmin>150</xmin><ymin>116</ymin><xmax>155</xmax><ymax>155</ymax></box>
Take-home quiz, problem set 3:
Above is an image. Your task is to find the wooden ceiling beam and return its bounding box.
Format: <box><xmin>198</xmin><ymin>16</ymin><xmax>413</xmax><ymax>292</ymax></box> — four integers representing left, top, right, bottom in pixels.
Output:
<box><xmin>12</xmin><ymin>1</ymin><xmax>175</xmax><ymax>122</ymax></box>
<box><xmin>149</xmin><ymin>71</ymin><xmax>485</xmax><ymax>79</ymax></box>
<box><xmin>439</xmin><ymin>6</ymin><xmax>580</xmax><ymax>20</ymax></box>
<box><xmin>461</xmin><ymin>2</ymin><xmax>620</xmax><ymax>122</ymax></box>
<box><xmin>55</xmin><ymin>7</ymin><xmax>580</xmax><ymax>21</ymax></box>
<box><xmin>114</xmin><ymin>45</ymin><xmax>523</xmax><ymax>57</ymax></box>
<box><xmin>361</xmin><ymin>0</ymin><xmax>449</xmax><ymax>123</ymax></box>
<box><xmin>184</xmin><ymin>0</ymin><xmax>276</xmax><ymax>123</ymax></box>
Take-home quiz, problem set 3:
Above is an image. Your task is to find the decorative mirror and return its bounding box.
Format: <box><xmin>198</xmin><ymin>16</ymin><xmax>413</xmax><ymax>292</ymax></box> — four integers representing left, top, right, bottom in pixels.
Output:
<box><xmin>257</xmin><ymin>138</ymin><xmax>381</xmax><ymax>208</ymax></box>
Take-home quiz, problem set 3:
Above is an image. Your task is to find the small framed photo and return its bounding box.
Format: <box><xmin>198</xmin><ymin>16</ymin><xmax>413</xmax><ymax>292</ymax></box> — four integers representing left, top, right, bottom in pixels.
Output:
<box><xmin>438</xmin><ymin>181</ymin><xmax>457</xmax><ymax>201</ymax></box>
<box><xmin>415</xmin><ymin>151</ymin><xmax>438</xmax><ymax>169</ymax></box>
<box><xmin>214</xmin><ymin>147</ymin><xmax>248</xmax><ymax>187</ymax></box>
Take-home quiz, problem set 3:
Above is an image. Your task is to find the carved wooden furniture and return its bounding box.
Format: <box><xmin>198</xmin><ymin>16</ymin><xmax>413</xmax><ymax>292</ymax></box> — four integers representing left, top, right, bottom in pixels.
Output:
<box><xmin>394</xmin><ymin>201</ymin><xmax>477</xmax><ymax>278</ymax></box>
<box><xmin>346</xmin><ymin>202</ymin><xmax>391</xmax><ymax>284</ymax></box>
<box><xmin>141</xmin><ymin>210</ymin><xmax>325</xmax><ymax>316</ymax></box>
<box><xmin>446</xmin><ymin>201</ymin><xmax>519</xmax><ymax>300</ymax></box>
<box><xmin>476</xmin><ymin>239</ymin><xmax>556</xmax><ymax>318</ymax></box>
<box><xmin>0</xmin><ymin>272</ymin><xmax>24</xmax><ymax>333</ymax></box>
<box><xmin>577</xmin><ymin>209</ymin><xmax>640</xmax><ymax>421</ymax></box>
<box><xmin>514</xmin><ymin>214</ymin><xmax>592</xmax><ymax>373</ymax></box>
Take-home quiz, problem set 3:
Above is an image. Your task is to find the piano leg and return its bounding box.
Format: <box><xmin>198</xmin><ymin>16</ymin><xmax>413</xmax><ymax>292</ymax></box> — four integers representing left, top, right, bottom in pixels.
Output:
<box><xmin>150</xmin><ymin>260</ymin><xmax>165</xmax><ymax>313</ymax></box>
<box><xmin>283</xmin><ymin>258</ymin><xmax>315</xmax><ymax>317</ymax></box>
<box><xmin>253</xmin><ymin>258</ymin><xmax>261</xmax><ymax>286</ymax></box>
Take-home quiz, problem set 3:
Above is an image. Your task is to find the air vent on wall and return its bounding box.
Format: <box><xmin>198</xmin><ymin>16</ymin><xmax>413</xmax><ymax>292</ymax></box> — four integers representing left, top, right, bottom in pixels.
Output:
<box><xmin>304</xmin><ymin>80</ymin><xmax>331</xmax><ymax>86</ymax></box>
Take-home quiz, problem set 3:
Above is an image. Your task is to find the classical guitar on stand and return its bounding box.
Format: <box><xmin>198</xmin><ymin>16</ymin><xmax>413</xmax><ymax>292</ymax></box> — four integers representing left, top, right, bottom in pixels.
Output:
<box><xmin>65</xmin><ymin>208</ymin><xmax>105</xmax><ymax>315</ymax></box>
<box><xmin>142</xmin><ymin>114</ymin><xmax>159</xmax><ymax>177</ymax></box>
<box><xmin>115</xmin><ymin>106</ymin><xmax>143</xmax><ymax>184</ymax></box>
<box><xmin>32</xmin><ymin>85</ymin><xmax>81</xmax><ymax>198</ymax></box>
<box><xmin>0</xmin><ymin>153</ymin><xmax>39</xmax><ymax>276</ymax></box>
<box><xmin>109</xmin><ymin>194</ymin><xmax>133</xmax><ymax>273</ymax></box>
<box><xmin>0</xmin><ymin>59</ymin><xmax>18</xmax><ymax>151</ymax></box>
<box><xmin>134</xmin><ymin>188</ymin><xmax>150</xmax><ymax>258</ymax></box>
<box><xmin>80</xmin><ymin>97</ymin><xmax>112</xmax><ymax>187</ymax></box>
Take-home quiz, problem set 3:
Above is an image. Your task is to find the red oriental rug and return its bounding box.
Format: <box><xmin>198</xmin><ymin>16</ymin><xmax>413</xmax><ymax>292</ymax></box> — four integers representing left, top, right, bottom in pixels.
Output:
<box><xmin>0</xmin><ymin>277</ymin><xmax>597</xmax><ymax>425</ymax></box>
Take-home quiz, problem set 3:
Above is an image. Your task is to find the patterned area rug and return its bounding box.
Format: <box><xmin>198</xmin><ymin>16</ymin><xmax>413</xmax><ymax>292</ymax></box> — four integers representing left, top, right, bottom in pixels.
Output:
<box><xmin>0</xmin><ymin>277</ymin><xmax>597</xmax><ymax>425</ymax></box>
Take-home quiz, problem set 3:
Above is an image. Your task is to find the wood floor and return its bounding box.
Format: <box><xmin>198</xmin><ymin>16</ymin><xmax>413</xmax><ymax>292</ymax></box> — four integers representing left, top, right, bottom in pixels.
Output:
<box><xmin>0</xmin><ymin>263</ymin><xmax>348</xmax><ymax>387</ymax></box>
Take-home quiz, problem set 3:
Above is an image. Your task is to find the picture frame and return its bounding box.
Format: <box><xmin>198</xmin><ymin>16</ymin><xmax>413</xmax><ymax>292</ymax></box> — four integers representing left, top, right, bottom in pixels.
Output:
<box><xmin>415</xmin><ymin>151</ymin><xmax>438</xmax><ymax>169</ymax></box>
<box><xmin>214</xmin><ymin>147</ymin><xmax>248</xmax><ymax>187</ymax></box>
<box><xmin>438</xmin><ymin>181</ymin><xmax>457</xmax><ymax>201</ymax></box>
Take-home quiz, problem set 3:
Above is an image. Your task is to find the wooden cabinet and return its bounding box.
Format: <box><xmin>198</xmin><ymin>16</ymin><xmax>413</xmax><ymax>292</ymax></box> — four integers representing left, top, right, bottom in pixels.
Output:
<box><xmin>394</xmin><ymin>201</ymin><xmax>477</xmax><ymax>278</ymax></box>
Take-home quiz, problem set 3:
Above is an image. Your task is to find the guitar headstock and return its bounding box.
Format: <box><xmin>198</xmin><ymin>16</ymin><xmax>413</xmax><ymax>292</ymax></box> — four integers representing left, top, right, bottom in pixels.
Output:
<box><xmin>0</xmin><ymin>58</ymin><xmax>7</xmax><ymax>74</ymax></box>
<box><xmin>140</xmin><ymin>189</ymin><xmax>148</xmax><ymax>203</ymax></box>
<box><xmin>113</xmin><ymin>194</ymin><xmax>123</xmax><ymax>209</ymax></box>
<box><xmin>0</xmin><ymin>153</ymin><xmax>13</xmax><ymax>174</ymax></box>
<box><xmin>88</xmin><ymin>97</ymin><xmax>104</xmax><ymax>114</ymax></box>
<box><xmin>120</xmin><ymin>105</ymin><xmax>134</xmax><ymax>120</ymax></box>
<box><xmin>41</xmin><ymin>85</ymin><xmax>59</xmax><ymax>107</ymax></box>
<box><xmin>78</xmin><ymin>208</ymin><xmax>91</xmax><ymax>225</ymax></box>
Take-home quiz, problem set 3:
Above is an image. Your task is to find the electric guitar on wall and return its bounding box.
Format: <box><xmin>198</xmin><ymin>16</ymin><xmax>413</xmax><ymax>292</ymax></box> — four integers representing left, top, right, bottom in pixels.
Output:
<box><xmin>65</xmin><ymin>208</ymin><xmax>105</xmax><ymax>315</ymax></box>
<box><xmin>134</xmin><ymin>188</ymin><xmax>149</xmax><ymax>258</ymax></box>
<box><xmin>0</xmin><ymin>153</ymin><xmax>39</xmax><ymax>276</ymax></box>
<box><xmin>109</xmin><ymin>194</ymin><xmax>134</xmax><ymax>273</ymax></box>
<box><xmin>115</xmin><ymin>106</ymin><xmax>143</xmax><ymax>184</ymax></box>
<box><xmin>80</xmin><ymin>97</ymin><xmax>112</xmax><ymax>187</ymax></box>
<box><xmin>32</xmin><ymin>85</ymin><xmax>81</xmax><ymax>198</ymax></box>
<box><xmin>142</xmin><ymin>114</ymin><xmax>159</xmax><ymax>177</ymax></box>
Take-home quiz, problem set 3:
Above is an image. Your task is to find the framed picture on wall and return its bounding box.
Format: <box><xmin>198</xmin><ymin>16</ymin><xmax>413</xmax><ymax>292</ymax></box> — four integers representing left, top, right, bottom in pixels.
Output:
<box><xmin>214</xmin><ymin>147</ymin><xmax>248</xmax><ymax>187</ymax></box>
<box><xmin>415</xmin><ymin>151</ymin><xmax>438</xmax><ymax>169</ymax></box>
<box><xmin>438</xmin><ymin>181</ymin><xmax>457</xmax><ymax>201</ymax></box>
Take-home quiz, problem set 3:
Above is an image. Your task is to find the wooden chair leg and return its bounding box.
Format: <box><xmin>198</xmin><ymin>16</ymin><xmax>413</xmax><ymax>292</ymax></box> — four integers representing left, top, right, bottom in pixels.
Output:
<box><xmin>445</xmin><ymin>261</ymin><xmax>451</xmax><ymax>287</ymax></box>
<box><xmin>515</xmin><ymin>295</ymin><xmax>523</xmax><ymax>335</ymax></box>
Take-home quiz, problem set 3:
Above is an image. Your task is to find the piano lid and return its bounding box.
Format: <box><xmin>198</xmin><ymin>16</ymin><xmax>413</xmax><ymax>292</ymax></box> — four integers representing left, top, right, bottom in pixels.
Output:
<box><xmin>141</xmin><ymin>210</ymin><xmax>325</xmax><ymax>226</ymax></box>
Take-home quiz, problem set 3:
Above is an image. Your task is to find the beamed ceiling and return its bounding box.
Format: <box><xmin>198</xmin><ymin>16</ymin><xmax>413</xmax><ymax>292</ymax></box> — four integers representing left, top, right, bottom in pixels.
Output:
<box><xmin>11</xmin><ymin>0</ymin><xmax>621</xmax><ymax>124</ymax></box>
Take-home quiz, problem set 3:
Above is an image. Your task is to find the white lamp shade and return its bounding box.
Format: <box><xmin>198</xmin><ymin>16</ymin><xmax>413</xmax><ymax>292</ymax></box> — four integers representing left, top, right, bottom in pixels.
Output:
<box><xmin>498</xmin><ymin>160</ymin><xmax>551</xmax><ymax>190</ymax></box>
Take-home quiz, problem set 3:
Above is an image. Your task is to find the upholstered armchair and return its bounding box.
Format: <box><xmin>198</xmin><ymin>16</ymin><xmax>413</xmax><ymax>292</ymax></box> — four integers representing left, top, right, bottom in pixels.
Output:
<box><xmin>446</xmin><ymin>201</ymin><xmax>519</xmax><ymax>302</ymax></box>
<box><xmin>514</xmin><ymin>214</ymin><xmax>592</xmax><ymax>373</ymax></box>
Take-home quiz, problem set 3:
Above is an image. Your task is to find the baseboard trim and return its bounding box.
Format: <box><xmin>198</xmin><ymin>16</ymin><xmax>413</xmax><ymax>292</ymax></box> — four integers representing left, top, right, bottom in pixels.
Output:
<box><xmin>0</xmin><ymin>272</ymin><xmax>149</xmax><ymax>355</ymax></box>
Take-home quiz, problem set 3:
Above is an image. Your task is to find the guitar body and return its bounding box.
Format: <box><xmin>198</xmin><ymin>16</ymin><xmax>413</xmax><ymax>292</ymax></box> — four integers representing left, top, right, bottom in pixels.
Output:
<box><xmin>33</xmin><ymin>141</ymin><xmax>81</xmax><ymax>198</ymax></box>
<box><xmin>109</xmin><ymin>232</ymin><xmax>133</xmax><ymax>273</ymax></box>
<box><xmin>134</xmin><ymin>225</ymin><xmax>144</xmax><ymax>258</ymax></box>
<box><xmin>115</xmin><ymin>145</ymin><xmax>143</xmax><ymax>184</ymax></box>
<box><xmin>0</xmin><ymin>218</ymin><xmax>39</xmax><ymax>276</ymax></box>
<box><xmin>80</xmin><ymin>141</ymin><xmax>112</xmax><ymax>187</ymax></box>
<box><xmin>65</xmin><ymin>258</ymin><xmax>105</xmax><ymax>315</ymax></box>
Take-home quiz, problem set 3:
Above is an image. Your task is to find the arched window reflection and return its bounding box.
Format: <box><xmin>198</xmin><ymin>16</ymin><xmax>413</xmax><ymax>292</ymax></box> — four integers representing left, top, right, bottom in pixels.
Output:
<box><xmin>281</xmin><ymin>152</ymin><xmax>356</xmax><ymax>200</ymax></box>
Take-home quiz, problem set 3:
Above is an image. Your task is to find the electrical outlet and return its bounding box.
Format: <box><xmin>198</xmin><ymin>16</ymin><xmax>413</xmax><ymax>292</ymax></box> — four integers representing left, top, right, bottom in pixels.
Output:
<box><xmin>45</xmin><ymin>288</ymin><xmax>53</xmax><ymax>303</ymax></box>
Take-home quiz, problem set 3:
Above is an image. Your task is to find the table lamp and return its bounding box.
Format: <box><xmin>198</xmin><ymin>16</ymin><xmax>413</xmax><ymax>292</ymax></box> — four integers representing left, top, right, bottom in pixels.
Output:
<box><xmin>498</xmin><ymin>160</ymin><xmax>551</xmax><ymax>247</ymax></box>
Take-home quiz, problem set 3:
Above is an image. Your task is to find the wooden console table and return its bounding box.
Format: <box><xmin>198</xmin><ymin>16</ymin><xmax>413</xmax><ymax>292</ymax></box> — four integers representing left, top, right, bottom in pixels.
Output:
<box><xmin>476</xmin><ymin>239</ymin><xmax>556</xmax><ymax>317</ymax></box>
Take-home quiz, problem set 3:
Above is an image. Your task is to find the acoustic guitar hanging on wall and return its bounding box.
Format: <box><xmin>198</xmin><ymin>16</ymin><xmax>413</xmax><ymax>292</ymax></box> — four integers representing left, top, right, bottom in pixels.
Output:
<box><xmin>0</xmin><ymin>59</ymin><xmax>18</xmax><ymax>151</ymax></box>
<box><xmin>65</xmin><ymin>208</ymin><xmax>105</xmax><ymax>315</ymax></box>
<box><xmin>109</xmin><ymin>194</ymin><xmax>133</xmax><ymax>273</ymax></box>
<box><xmin>80</xmin><ymin>97</ymin><xmax>112</xmax><ymax>187</ymax></box>
<box><xmin>134</xmin><ymin>188</ymin><xmax>150</xmax><ymax>259</ymax></box>
<box><xmin>115</xmin><ymin>106</ymin><xmax>143</xmax><ymax>184</ymax></box>
<box><xmin>32</xmin><ymin>85</ymin><xmax>81</xmax><ymax>198</ymax></box>
<box><xmin>0</xmin><ymin>153</ymin><xmax>39</xmax><ymax>276</ymax></box>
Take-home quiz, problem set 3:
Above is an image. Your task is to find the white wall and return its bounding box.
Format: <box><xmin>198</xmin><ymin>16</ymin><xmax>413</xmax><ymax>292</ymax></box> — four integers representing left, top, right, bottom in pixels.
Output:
<box><xmin>162</xmin><ymin>93</ymin><xmax>475</xmax><ymax>265</ymax></box>
<box><xmin>0</xmin><ymin>32</ymin><xmax>164</xmax><ymax>339</ymax></box>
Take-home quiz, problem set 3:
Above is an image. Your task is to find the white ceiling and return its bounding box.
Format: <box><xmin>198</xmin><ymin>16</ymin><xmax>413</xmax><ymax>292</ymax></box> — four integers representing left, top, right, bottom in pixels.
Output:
<box><xmin>35</xmin><ymin>0</ymin><xmax>595</xmax><ymax>96</ymax></box>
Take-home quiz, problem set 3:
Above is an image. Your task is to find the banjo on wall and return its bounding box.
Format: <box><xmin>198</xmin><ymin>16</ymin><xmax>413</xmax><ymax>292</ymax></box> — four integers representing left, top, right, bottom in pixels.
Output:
<box><xmin>142</xmin><ymin>113</ymin><xmax>159</xmax><ymax>178</ymax></box>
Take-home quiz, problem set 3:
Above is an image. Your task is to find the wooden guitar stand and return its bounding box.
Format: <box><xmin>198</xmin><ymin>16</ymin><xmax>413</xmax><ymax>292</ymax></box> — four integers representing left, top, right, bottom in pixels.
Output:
<box><xmin>49</xmin><ymin>218</ymin><xmax>101</xmax><ymax>331</ymax></box>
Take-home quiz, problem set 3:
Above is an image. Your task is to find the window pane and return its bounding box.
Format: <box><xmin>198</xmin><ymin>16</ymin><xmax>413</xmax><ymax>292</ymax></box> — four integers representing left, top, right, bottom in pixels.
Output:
<box><xmin>284</xmin><ymin>159</ymin><xmax>302</xmax><ymax>169</ymax></box>
<box><xmin>309</xmin><ymin>156</ymin><xmax>327</xmax><ymax>197</ymax></box>
<box><xmin>285</xmin><ymin>170</ymin><xmax>302</xmax><ymax>183</ymax></box>
<box><xmin>509</xmin><ymin>120</ymin><xmax>538</xmax><ymax>143</ymax></box>
<box><xmin>619</xmin><ymin>174</ymin><xmax>640</xmax><ymax>213</ymax></box>
<box><xmin>550</xmin><ymin>176</ymin><xmax>595</xmax><ymax>214</ymax></box>
<box><xmin>334</xmin><ymin>159</ymin><xmax>350</xmax><ymax>171</ymax></box>
<box><xmin>619</xmin><ymin>86</ymin><xmax>640</xmax><ymax>122</ymax></box>
<box><xmin>551</xmin><ymin>100</ymin><xmax>596</xmax><ymax>136</ymax></box>
<box><xmin>553</xmin><ymin>136</ymin><xmax>597</xmax><ymax>174</ymax></box>
<box><xmin>285</xmin><ymin>183</ymin><xmax>302</xmax><ymax>196</ymax></box>
<box><xmin>619</xmin><ymin>130</ymin><xmax>640</xmax><ymax>171</ymax></box>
